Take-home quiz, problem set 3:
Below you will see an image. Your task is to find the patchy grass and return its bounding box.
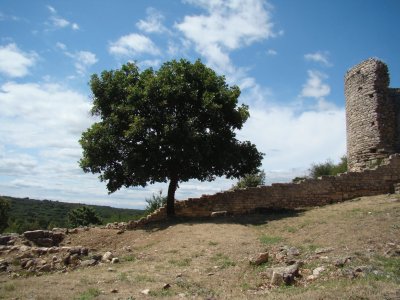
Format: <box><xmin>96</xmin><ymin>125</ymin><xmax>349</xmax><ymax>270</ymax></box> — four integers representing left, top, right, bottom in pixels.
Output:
<box><xmin>212</xmin><ymin>253</ymin><xmax>236</xmax><ymax>269</ymax></box>
<box><xmin>259</xmin><ymin>235</ymin><xmax>284</xmax><ymax>245</ymax></box>
<box><xmin>74</xmin><ymin>288</ymin><xmax>101</xmax><ymax>300</ymax></box>
<box><xmin>0</xmin><ymin>194</ymin><xmax>399</xmax><ymax>299</ymax></box>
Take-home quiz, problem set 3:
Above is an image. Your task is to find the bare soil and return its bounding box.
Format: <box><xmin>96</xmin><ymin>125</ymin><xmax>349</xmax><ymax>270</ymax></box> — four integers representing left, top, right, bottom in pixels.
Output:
<box><xmin>1</xmin><ymin>194</ymin><xmax>399</xmax><ymax>299</ymax></box>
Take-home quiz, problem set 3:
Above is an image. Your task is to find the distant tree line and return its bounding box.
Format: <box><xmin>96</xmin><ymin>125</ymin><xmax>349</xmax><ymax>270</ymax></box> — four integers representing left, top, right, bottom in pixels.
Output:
<box><xmin>0</xmin><ymin>196</ymin><xmax>144</xmax><ymax>234</ymax></box>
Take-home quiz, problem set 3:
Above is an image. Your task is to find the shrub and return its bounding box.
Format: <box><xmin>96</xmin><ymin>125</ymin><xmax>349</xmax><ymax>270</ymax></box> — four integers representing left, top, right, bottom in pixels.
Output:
<box><xmin>232</xmin><ymin>170</ymin><xmax>266</xmax><ymax>190</ymax></box>
<box><xmin>0</xmin><ymin>198</ymin><xmax>10</xmax><ymax>233</ymax></box>
<box><xmin>68</xmin><ymin>206</ymin><xmax>102</xmax><ymax>228</ymax></box>
<box><xmin>144</xmin><ymin>191</ymin><xmax>167</xmax><ymax>215</ymax></box>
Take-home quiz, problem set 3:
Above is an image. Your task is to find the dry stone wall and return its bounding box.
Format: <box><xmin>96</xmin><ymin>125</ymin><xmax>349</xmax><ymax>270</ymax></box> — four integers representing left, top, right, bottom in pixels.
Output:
<box><xmin>128</xmin><ymin>154</ymin><xmax>400</xmax><ymax>228</ymax></box>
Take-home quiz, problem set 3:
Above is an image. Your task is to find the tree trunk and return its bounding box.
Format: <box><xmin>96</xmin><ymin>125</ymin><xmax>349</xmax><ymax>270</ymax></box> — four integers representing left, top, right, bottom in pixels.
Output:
<box><xmin>166</xmin><ymin>176</ymin><xmax>178</xmax><ymax>217</ymax></box>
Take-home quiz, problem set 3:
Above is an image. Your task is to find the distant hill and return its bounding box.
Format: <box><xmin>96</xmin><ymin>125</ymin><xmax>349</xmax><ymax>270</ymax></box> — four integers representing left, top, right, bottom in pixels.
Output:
<box><xmin>0</xmin><ymin>195</ymin><xmax>144</xmax><ymax>233</ymax></box>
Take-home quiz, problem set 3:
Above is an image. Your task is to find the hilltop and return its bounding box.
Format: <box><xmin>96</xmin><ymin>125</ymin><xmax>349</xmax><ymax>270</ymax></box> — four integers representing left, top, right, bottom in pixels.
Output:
<box><xmin>0</xmin><ymin>193</ymin><xmax>399</xmax><ymax>299</ymax></box>
<box><xmin>1</xmin><ymin>196</ymin><xmax>144</xmax><ymax>233</ymax></box>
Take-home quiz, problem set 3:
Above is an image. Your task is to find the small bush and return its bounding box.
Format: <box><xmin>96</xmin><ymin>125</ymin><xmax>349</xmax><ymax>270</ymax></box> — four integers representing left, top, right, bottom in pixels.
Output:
<box><xmin>232</xmin><ymin>170</ymin><xmax>265</xmax><ymax>190</ymax></box>
<box><xmin>144</xmin><ymin>190</ymin><xmax>167</xmax><ymax>215</ymax></box>
<box><xmin>68</xmin><ymin>206</ymin><xmax>102</xmax><ymax>228</ymax></box>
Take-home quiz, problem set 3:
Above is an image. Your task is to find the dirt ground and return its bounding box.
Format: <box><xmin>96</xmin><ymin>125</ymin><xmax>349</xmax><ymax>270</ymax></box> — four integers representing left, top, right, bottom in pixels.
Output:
<box><xmin>0</xmin><ymin>194</ymin><xmax>399</xmax><ymax>299</ymax></box>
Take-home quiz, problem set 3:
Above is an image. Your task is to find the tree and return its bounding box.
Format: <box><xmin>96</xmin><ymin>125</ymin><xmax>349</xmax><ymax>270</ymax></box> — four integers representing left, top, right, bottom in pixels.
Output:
<box><xmin>0</xmin><ymin>198</ymin><xmax>11</xmax><ymax>233</ymax></box>
<box><xmin>68</xmin><ymin>206</ymin><xmax>102</xmax><ymax>228</ymax></box>
<box><xmin>232</xmin><ymin>170</ymin><xmax>266</xmax><ymax>190</ymax></box>
<box><xmin>80</xmin><ymin>59</ymin><xmax>264</xmax><ymax>217</ymax></box>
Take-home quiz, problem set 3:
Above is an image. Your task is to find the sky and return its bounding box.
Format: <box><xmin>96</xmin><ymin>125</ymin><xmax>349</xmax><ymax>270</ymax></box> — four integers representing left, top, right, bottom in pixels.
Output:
<box><xmin>0</xmin><ymin>0</ymin><xmax>399</xmax><ymax>209</ymax></box>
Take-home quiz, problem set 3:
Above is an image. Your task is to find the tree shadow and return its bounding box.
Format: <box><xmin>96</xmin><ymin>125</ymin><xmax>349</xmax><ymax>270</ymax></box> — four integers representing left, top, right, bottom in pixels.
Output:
<box><xmin>142</xmin><ymin>208</ymin><xmax>307</xmax><ymax>232</ymax></box>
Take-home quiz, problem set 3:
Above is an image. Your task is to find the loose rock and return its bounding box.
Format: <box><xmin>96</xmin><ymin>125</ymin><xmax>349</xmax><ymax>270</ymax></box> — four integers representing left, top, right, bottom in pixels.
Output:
<box><xmin>250</xmin><ymin>252</ymin><xmax>269</xmax><ymax>265</ymax></box>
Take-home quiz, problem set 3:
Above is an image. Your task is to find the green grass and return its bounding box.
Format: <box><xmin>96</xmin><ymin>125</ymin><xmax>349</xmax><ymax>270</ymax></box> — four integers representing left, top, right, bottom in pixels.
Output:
<box><xmin>117</xmin><ymin>272</ymin><xmax>129</xmax><ymax>282</ymax></box>
<box><xmin>212</xmin><ymin>253</ymin><xmax>236</xmax><ymax>269</ymax></box>
<box><xmin>75</xmin><ymin>288</ymin><xmax>101</xmax><ymax>300</ymax></box>
<box><xmin>208</xmin><ymin>241</ymin><xmax>218</xmax><ymax>246</ymax></box>
<box><xmin>3</xmin><ymin>283</ymin><xmax>16</xmax><ymax>292</ymax></box>
<box><xmin>373</xmin><ymin>255</ymin><xmax>400</xmax><ymax>281</ymax></box>
<box><xmin>259</xmin><ymin>235</ymin><xmax>283</xmax><ymax>245</ymax></box>
<box><xmin>122</xmin><ymin>255</ymin><xmax>136</xmax><ymax>262</ymax></box>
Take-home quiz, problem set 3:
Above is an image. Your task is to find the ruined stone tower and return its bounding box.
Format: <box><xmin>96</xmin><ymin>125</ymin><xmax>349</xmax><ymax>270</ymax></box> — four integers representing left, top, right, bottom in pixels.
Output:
<box><xmin>345</xmin><ymin>58</ymin><xmax>400</xmax><ymax>172</ymax></box>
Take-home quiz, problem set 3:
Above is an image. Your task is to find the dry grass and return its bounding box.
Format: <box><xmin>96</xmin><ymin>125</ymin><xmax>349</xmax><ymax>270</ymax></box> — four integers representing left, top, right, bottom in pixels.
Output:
<box><xmin>0</xmin><ymin>194</ymin><xmax>399</xmax><ymax>299</ymax></box>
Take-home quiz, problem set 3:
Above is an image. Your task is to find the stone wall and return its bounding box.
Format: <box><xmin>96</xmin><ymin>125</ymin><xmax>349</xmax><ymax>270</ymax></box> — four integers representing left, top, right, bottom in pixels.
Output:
<box><xmin>127</xmin><ymin>154</ymin><xmax>400</xmax><ymax>228</ymax></box>
<box><xmin>345</xmin><ymin>58</ymin><xmax>397</xmax><ymax>172</ymax></box>
<box><xmin>345</xmin><ymin>58</ymin><xmax>400</xmax><ymax>172</ymax></box>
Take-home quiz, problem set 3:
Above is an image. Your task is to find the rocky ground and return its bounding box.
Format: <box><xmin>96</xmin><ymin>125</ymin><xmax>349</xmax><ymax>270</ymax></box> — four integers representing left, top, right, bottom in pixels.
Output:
<box><xmin>0</xmin><ymin>194</ymin><xmax>399</xmax><ymax>299</ymax></box>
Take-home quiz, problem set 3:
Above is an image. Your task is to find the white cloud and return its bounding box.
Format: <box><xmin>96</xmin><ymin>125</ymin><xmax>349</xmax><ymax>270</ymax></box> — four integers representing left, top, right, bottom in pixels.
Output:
<box><xmin>0</xmin><ymin>43</ymin><xmax>37</xmax><ymax>78</ymax></box>
<box><xmin>138</xmin><ymin>59</ymin><xmax>161</xmax><ymax>69</ymax></box>
<box><xmin>176</xmin><ymin>0</ymin><xmax>278</xmax><ymax>74</ymax></box>
<box><xmin>47</xmin><ymin>5</ymin><xmax>79</xmax><ymax>31</ymax></box>
<box><xmin>238</xmin><ymin>103</ymin><xmax>346</xmax><ymax>177</ymax></box>
<box><xmin>304</xmin><ymin>51</ymin><xmax>331</xmax><ymax>66</ymax></box>
<box><xmin>56</xmin><ymin>43</ymin><xmax>98</xmax><ymax>75</ymax></box>
<box><xmin>136</xmin><ymin>7</ymin><xmax>167</xmax><ymax>33</ymax></box>
<box><xmin>73</xmin><ymin>51</ymin><xmax>98</xmax><ymax>75</ymax></box>
<box><xmin>267</xmin><ymin>49</ymin><xmax>277</xmax><ymax>56</ymax></box>
<box><xmin>300</xmin><ymin>70</ymin><xmax>331</xmax><ymax>99</ymax></box>
<box><xmin>109</xmin><ymin>33</ymin><xmax>160</xmax><ymax>57</ymax></box>
<box><xmin>0</xmin><ymin>81</ymin><xmax>92</xmax><ymax>149</ymax></box>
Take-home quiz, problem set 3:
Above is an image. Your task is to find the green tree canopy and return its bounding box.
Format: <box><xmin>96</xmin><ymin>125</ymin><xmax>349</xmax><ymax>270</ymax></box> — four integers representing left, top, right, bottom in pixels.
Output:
<box><xmin>68</xmin><ymin>206</ymin><xmax>102</xmax><ymax>228</ymax></box>
<box><xmin>0</xmin><ymin>198</ymin><xmax>11</xmax><ymax>233</ymax></box>
<box><xmin>79</xmin><ymin>59</ymin><xmax>264</xmax><ymax>216</ymax></box>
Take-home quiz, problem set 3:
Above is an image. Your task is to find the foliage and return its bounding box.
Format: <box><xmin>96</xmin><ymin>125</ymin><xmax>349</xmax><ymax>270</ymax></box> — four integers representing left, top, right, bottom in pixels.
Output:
<box><xmin>1</xmin><ymin>196</ymin><xmax>143</xmax><ymax>233</ymax></box>
<box><xmin>292</xmin><ymin>156</ymin><xmax>348</xmax><ymax>182</ymax></box>
<box><xmin>144</xmin><ymin>191</ymin><xmax>167</xmax><ymax>215</ymax></box>
<box><xmin>309</xmin><ymin>156</ymin><xmax>347</xmax><ymax>179</ymax></box>
<box><xmin>79</xmin><ymin>59</ymin><xmax>264</xmax><ymax>216</ymax></box>
<box><xmin>232</xmin><ymin>170</ymin><xmax>265</xmax><ymax>190</ymax></box>
<box><xmin>0</xmin><ymin>197</ymin><xmax>11</xmax><ymax>233</ymax></box>
<box><xmin>68</xmin><ymin>206</ymin><xmax>102</xmax><ymax>227</ymax></box>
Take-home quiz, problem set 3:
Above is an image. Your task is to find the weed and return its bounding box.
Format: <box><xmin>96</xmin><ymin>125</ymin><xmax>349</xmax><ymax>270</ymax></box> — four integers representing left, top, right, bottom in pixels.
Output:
<box><xmin>208</xmin><ymin>241</ymin><xmax>218</xmax><ymax>246</ymax></box>
<box><xmin>149</xmin><ymin>289</ymin><xmax>174</xmax><ymax>297</ymax></box>
<box><xmin>212</xmin><ymin>253</ymin><xmax>236</xmax><ymax>269</ymax></box>
<box><xmin>75</xmin><ymin>288</ymin><xmax>101</xmax><ymax>300</ymax></box>
<box><xmin>240</xmin><ymin>282</ymin><xmax>250</xmax><ymax>291</ymax></box>
<box><xmin>168</xmin><ymin>258</ymin><xmax>191</xmax><ymax>267</ymax></box>
<box><xmin>259</xmin><ymin>235</ymin><xmax>283</xmax><ymax>245</ymax></box>
<box><xmin>373</xmin><ymin>255</ymin><xmax>400</xmax><ymax>280</ymax></box>
<box><xmin>176</xmin><ymin>280</ymin><xmax>217</xmax><ymax>298</ymax></box>
<box><xmin>285</xmin><ymin>226</ymin><xmax>297</xmax><ymax>233</ymax></box>
<box><xmin>3</xmin><ymin>283</ymin><xmax>15</xmax><ymax>292</ymax></box>
<box><xmin>135</xmin><ymin>274</ymin><xmax>155</xmax><ymax>282</ymax></box>
<box><xmin>122</xmin><ymin>255</ymin><xmax>136</xmax><ymax>262</ymax></box>
<box><xmin>118</xmin><ymin>272</ymin><xmax>129</xmax><ymax>282</ymax></box>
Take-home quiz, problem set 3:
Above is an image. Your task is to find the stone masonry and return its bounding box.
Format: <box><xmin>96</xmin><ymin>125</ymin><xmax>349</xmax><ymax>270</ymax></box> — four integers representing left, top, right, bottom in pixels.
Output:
<box><xmin>125</xmin><ymin>58</ymin><xmax>400</xmax><ymax>228</ymax></box>
<box><xmin>345</xmin><ymin>58</ymin><xmax>400</xmax><ymax>172</ymax></box>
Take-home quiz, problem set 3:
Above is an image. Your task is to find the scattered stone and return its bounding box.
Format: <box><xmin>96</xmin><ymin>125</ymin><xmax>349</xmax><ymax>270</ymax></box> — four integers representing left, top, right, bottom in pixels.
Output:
<box><xmin>111</xmin><ymin>257</ymin><xmax>119</xmax><ymax>264</ymax></box>
<box><xmin>102</xmin><ymin>251</ymin><xmax>114</xmax><ymax>262</ymax></box>
<box><xmin>162</xmin><ymin>283</ymin><xmax>171</xmax><ymax>289</ymax></box>
<box><xmin>80</xmin><ymin>259</ymin><xmax>97</xmax><ymax>267</ymax></box>
<box><xmin>264</xmin><ymin>263</ymin><xmax>300</xmax><ymax>285</ymax></box>
<box><xmin>315</xmin><ymin>247</ymin><xmax>334</xmax><ymax>254</ymax></box>
<box><xmin>117</xmin><ymin>229</ymin><xmax>125</xmax><ymax>234</ymax></box>
<box><xmin>334</xmin><ymin>256</ymin><xmax>351</xmax><ymax>267</ymax></box>
<box><xmin>23</xmin><ymin>230</ymin><xmax>65</xmax><ymax>247</ymax></box>
<box><xmin>0</xmin><ymin>260</ymin><xmax>9</xmax><ymax>272</ymax></box>
<box><xmin>107</xmin><ymin>267</ymin><xmax>115</xmax><ymax>272</ymax></box>
<box><xmin>287</xmin><ymin>247</ymin><xmax>300</xmax><ymax>257</ymax></box>
<box><xmin>207</xmin><ymin>272</ymin><xmax>214</xmax><ymax>276</ymax></box>
<box><xmin>141</xmin><ymin>289</ymin><xmax>150</xmax><ymax>295</ymax></box>
<box><xmin>0</xmin><ymin>235</ymin><xmax>13</xmax><ymax>245</ymax></box>
<box><xmin>250</xmin><ymin>252</ymin><xmax>269</xmax><ymax>265</ymax></box>
<box><xmin>110</xmin><ymin>289</ymin><xmax>118</xmax><ymax>293</ymax></box>
<box><xmin>312</xmin><ymin>266</ymin><xmax>326</xmax><ymax>276</ymax></box>
<box><xmin>306</xmin><ymin>275</ymin><xmax>317</xmax><ymax>281</ymax></box>
<box><xmin>92</xmin><ymin>254</ymin><xmax>102</xmax><ymax>261</ymax></box>
<box><xmin>210</xmin><ymin>211</ymin><xmax>227</xmax><ymax>217</ymax></box>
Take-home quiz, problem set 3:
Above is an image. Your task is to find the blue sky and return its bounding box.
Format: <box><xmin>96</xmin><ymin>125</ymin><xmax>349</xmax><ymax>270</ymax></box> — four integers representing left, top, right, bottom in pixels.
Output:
<box><xmin>1</xmin><ymin>0</ymin><xmax>399</xmax><ymax>209</ymax></box>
